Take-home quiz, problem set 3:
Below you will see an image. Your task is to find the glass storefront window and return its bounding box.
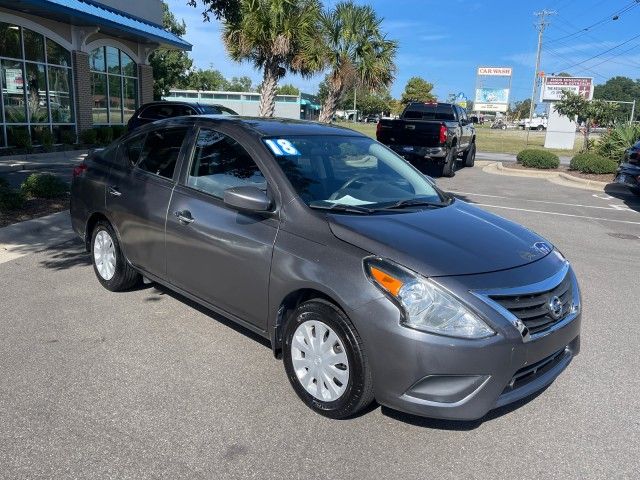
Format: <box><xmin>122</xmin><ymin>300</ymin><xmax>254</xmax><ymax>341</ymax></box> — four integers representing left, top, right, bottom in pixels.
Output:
<box><xmin>23</xmin><ymin>28</ymin><xmax>45</xmax><ymax>62</ymax></box>
<box><xmin>46</xmin><ymin>39</ymin><xmax>71</xmax><ymax>67</ymax></box>
<box><xmin>1</xmin><ymin>60</ymin><xmax>27</xmax><ymax>123</ymax></box>
<box><xmin>91</xmin><ymin>73</ymin><xmax>108</xmax><ymax>124</ymax></box>
<box><xmin>48</xmin><ymin>66</ymin><xmax>74</xmax><ymax>123</ymax></box>
<box><xmin>0</xmin><ymin>23</ymin><xmax>22</xmax><ymax>59</ymax></box>
<box><xmin>0</xmin><ymin>25</ymin><xmax>74</xmax><ymax>147</ymax></box>
<box><xmin>25</xmin><ymin>63</ymin><xmax>48</xmax><ymax>123</ymax></box>
<box><xmin>90</xmin><ymin>46</ymin><xmax>138</xmax><ymax>125</ymax></box>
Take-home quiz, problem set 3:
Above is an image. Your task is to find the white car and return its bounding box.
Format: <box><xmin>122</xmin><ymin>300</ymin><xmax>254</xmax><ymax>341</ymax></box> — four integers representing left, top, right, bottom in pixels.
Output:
<box><xmin>519</xmin><ymin>117</ymin><xmax>547</xmax><ymax>131</ymax></box>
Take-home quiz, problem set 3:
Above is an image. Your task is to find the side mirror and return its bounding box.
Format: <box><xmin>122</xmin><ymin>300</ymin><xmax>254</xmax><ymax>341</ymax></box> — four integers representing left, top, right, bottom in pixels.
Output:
<box><xmin>223</xmin><ymin>186</ymin><xmax>272</xmax><ymax>212</ymax></box>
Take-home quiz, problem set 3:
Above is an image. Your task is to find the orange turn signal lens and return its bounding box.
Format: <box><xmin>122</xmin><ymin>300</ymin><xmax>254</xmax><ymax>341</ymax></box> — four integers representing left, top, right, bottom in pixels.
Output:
<box><xmin>369</xmin><ymin>266</ymin><xmax>404</xmax><ymax>297</ymax></box>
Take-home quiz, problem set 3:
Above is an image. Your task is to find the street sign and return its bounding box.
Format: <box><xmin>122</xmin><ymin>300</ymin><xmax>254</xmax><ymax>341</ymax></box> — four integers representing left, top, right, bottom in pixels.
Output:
<box><xmin>540</xmin><ymin>76</ymin><xmax>594</xmax><ymax>101</ymax></box>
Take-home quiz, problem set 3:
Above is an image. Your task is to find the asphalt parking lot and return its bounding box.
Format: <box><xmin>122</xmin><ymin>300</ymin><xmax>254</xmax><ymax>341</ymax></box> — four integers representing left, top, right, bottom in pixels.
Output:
<box><xmin>1</xmin><ymin>165</ymin><xmax>639</xmax><ymax>479</ymax></box>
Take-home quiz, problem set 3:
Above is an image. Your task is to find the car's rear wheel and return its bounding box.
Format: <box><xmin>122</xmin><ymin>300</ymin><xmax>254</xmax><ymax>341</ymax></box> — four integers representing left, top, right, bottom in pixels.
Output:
<box><xmin>463</xmin><ymin>142</ymin><xmax>476</xmax><ymax>168</ymax></box>
<box><xmin>283</xmin><ymin>299</ymin><xmax>374</xmax><ymax>419</ymax></box>
<box><xmin>91</xmin><ymin>221</ymin><xmax>141</xmax><ymax>291</ymax></box>
<box><xmin>441</xmin><ymin>147</ymin><xmax>457</xmax><ymax>177</ymax></box>
<box><xmin>537</xmin><ymin>125</ymin><xmax>545</xmax><ymax>131</ymax></box>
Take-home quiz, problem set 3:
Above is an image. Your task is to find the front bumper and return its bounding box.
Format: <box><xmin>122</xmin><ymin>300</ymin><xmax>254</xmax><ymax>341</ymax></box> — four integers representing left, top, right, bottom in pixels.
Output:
<box><xmin>350</xmin><ymin>260</ymin><xmax>581</xmax><ymax>421</ymax></box>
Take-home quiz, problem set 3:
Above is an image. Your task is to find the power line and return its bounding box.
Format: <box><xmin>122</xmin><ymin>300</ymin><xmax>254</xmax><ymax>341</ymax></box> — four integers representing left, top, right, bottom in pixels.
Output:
<box><xmin>547</xmin><ymin>0</ymin><xmax>640</xmax><ymax>43</ymax></box>
<box><xmin>560</xmin><ymin>31</ymin><xmax>640</xmax><ymax>71</ymax></box>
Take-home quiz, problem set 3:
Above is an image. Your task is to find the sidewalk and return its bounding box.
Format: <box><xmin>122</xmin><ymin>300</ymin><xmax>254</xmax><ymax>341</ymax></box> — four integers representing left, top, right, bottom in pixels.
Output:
<box><xmin>476</xmin><ymin>151</ymin><xmax>572</xmax><ymax>165</ymax></box>
<box><xmin>0</xmin><ymin>211</ymin><xmax>75</xmax><ymax>265</ymax></box>
<box><xmin>0</xmin><ymin>150</ymin><xmax>88</xmax><ymax>173</ymax></box>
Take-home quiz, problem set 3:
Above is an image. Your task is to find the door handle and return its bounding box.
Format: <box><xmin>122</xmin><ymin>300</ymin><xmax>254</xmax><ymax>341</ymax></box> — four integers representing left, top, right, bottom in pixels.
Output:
<box><xmin>174</xmin><ymin>210</ymin><xmax>195</xmax><ymax>224</ymax></box>
<box><xmin>108</xmin><ymin>186</ymin><xmax>121</xmax><ymax>197</ymax></box>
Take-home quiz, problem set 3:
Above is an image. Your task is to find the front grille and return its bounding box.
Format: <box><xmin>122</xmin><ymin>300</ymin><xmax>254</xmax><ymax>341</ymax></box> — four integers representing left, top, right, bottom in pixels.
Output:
<box><xmin>490</xmin><ymin>273</ymin><xmax>573</xmax><ymax>335</ymax></box>
<box><xmin>503</xmin><ymin>348</ymin><xmax>569</xmax><ymax>394</ymax></box>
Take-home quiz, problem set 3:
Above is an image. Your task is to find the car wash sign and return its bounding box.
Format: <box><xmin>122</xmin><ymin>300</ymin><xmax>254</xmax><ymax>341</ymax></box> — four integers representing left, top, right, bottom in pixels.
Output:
<box><xmin>541</xmin><ymin>76</ymin><xmax>594</xmax><ymax>102</ymax></box>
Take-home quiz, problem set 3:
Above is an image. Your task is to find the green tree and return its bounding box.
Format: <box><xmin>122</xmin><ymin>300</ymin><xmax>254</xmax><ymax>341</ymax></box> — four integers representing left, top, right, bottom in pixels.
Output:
<box><xmin>184</xmin><ymin>68</ymin><xmax>229</xmax><ymax>91</ymax></box>
<box><xmin>509</xmin><ymin>99</ymin><xmax>531</xmax><ymax>120</ymax></box>
<box><xmin>227</xmin><ymin>76</ymin><xmax>253</xmax><ymax>92</ymax></box>
<box><xmin>222</xmin><ymin>0</ymin><xmax>321</xmax><ymax>117</ymax></box>
<box><xmin>594</xmin><ymin>76</ymin><xmax>640</xmax><ymax>121</ymax></box>
<box><xmin>308</xmin><ymin>1</ymin><xmax>397</xmax><ymax>123</ymax></box>
<box><xmin>341</xmin><ymin>87</ymin><xmax>391</xmax><ymax>115</ymax></box>
<box><xmin>188</xmin><ymin>0</ymin><xmax>242</xmax><ymax>23</ymax></box>
<box><xmin>277</xmin><ymin>83</ymin><xmax>300</xmax><ymax>95</ymax></box>
<box><xmin>150</xmin><ymin>2</ymin><xmax>193</xmax><ymax>100</ymax></box>
<box><xmin>400</xmin><ymin>77</ymin><xmax>435</xmax><ymax>105</ymax></box>
<box><xmin>554</xmin><ymin>90</ymin><xmax>619</xmax><ymax>151</ymax></box>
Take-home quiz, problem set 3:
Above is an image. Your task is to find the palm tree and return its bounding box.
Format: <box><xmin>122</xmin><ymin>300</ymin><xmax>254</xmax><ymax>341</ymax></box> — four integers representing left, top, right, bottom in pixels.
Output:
<box><xmin>312</xmin><ymin>2</ymin><xmax>398</xmax><ymax>123</ymax></box>
<box><xmin>222</xmin><ymin>0</ymin><xmax>321</xmax><ymax>117</ymax></box>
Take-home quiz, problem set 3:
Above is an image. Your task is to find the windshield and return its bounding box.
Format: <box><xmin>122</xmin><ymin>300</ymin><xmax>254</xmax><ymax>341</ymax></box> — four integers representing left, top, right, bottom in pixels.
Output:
<box><xmin>264</xmin><ymin>135</ymin><xmax>445</xmax><ymax>210</ymax></box>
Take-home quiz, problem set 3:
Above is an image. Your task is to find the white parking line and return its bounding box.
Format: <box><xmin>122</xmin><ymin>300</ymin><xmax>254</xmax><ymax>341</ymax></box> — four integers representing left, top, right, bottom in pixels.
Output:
<box><xmin>451</xmin><ymin>191</ymin><xmax>635</xmax><ymax>212</ymax></box>
<box><xmin>474</xmin><ymin>203</ymin><xmax>640</xmax><ymax>225</ymax></box>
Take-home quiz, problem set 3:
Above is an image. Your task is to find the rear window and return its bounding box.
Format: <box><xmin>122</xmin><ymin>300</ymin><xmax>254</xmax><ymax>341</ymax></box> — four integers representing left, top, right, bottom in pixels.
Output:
<box><xmin>403</xmin><ymin>103</ymin><xmax>456</xmax><ymax>121</ymax></box>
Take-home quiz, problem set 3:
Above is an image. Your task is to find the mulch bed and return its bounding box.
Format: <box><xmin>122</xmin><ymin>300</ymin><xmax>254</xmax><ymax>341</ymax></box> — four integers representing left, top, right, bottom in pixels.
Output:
<box><xmin>0</xmin><ymin>197</ymin><xmax>70</xmax><ymax>228</ymax></box>
<box><xmin>503</xmin><ymin>162</ymin><xmax>615</xmax><ymax>183</ymax></box>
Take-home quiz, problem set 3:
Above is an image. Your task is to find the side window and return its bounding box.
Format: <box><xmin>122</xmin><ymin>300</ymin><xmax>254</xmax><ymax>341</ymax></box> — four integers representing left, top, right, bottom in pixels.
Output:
<box><xmin>120</xmin><ymin>133</ymin><xmax>146</xmax><ymax>167</ymax></box>
<box><xmin>187</xmin><ymin>128</ymin><xmax>266</xmax><ymax>198</ymax></box>
<box><xmin>140</xmin><ymin>105</ymin><xmax>175</xmax><ymax>120</ymax></box>
<box><xmin>175</xmin><ymin>105</ymin><xmax>197</xmax><ymax>116</ymax></box>
<box><xmin>459</xmin><ymin>107</ymin><xmax>468</xmax><ymax>121</ymax></box>
<box><xmin>136</xmin><ymin>127</ymin><xmax>189</xmax><ymax>179</ymax></box>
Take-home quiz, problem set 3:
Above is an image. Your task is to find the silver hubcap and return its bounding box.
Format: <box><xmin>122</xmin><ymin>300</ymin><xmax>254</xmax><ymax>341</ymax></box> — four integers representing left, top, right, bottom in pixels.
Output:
<box><xmin>93</xmin><ymin>230</ymin><xmax>116</xmax><ymax>281</ymax></box>
<box><xmin>291</xmin><ymin>320</ymin><xmax>349</xmax><ymax>402</ymax></box>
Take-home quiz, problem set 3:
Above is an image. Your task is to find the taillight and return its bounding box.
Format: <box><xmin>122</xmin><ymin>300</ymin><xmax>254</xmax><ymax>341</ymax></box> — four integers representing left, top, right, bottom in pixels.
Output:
<box><xmin>72</xmin><ymin>163</ymin><xmax>88</xmax><ymax>178</ymax></box>
<box><xmin>439</xmin><ymin>124</ymin><xmax>447</xmax><ymax>144</ymax></box>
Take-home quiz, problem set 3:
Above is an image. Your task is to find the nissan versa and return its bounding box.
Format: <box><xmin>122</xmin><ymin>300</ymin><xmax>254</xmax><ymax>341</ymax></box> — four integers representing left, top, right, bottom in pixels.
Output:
<box><xmin>70</xmin><ymin>116</ymin><xmax>581</xmax><ymax>420</ymax></box>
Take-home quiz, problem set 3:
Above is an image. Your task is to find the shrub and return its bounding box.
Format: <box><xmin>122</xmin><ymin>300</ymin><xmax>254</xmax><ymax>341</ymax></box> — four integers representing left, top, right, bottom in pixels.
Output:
<box><xmin>40</xmin><ymin>129</ymin><xmax>55</xmax><ymax>152</ymax></box>
<box><xmin>21</xmin><ymin>173</ymin><xmax>69</xmax><ymax>199</ymax></box>
<box><xmin>570</xmin><ymin>153</ymin><xmax>618</xmax><ymax>174</ymax></box>
<box><xmin>60</xmin><ymin>129</ymin><xmax>77</xmax><ymax>146</ymax></box>
<box><xmin>0</xmin><ymin>184</ymin><xmax>25</xmax><ymax>212</ymax></box>
<box><xmin>516</xmin><ymin>149</ymin><xmax>560</xmax><ymax>169</ymax></box>
<box><xmin>13</xmin><ymin>129</ymin><xmax>32</xmax><ymax>152</ymax></box>
<box><xmin>111</xmin><ymin>125</ymin><xmax>126</xmax><ymax>140</ymax></box>
<box><xmin>595</xmin><ymin>124</ymin><xmax>640</xmax><ymax>161</ymax></box>
<box><xmin>80</xmin><ymin>128</ymin><xmax>98</xmax><ymax>146</ymax></box>
<box><xmin>97</xmin><ymin>126</ymin><xmax>114</xmax><ymax>145</ymax></box>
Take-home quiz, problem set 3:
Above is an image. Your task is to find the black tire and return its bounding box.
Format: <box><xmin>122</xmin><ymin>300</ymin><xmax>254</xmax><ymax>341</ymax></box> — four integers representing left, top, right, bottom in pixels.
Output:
<box><xmin>501</xmin><ymin>125</ymin><xmax>507</xmax><ymax>130</ymax></box>
<box><xmin>537</xmin><ymin>125</ymin><xmax>545</xmax><ymax>131</ymax></box>
<box><xmin>283</xmin><ymin>299</ymin><xmax>375</xmax><ymax>419</ymax></box>
<box><xmin>90</xmin><ymin>220</ymin><xmax>141</xmax><ymax>292</ymax></box>
<box><xmin>463</xmin><ymin>142</ymin><xmax>476</xmax><ymax>168</ymax></box>
<box><xmin>441</xmin><ymin>147</ymin><xmax>457</xmax><ymax>177</ymax></box>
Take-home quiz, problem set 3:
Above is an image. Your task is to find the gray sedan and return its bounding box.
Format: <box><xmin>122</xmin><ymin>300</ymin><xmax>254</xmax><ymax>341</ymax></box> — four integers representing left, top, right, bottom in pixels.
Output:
<box><xmin>70</xmin><ymin>116</ymin><xmax>581</xmax><ymax>420</ymax></box>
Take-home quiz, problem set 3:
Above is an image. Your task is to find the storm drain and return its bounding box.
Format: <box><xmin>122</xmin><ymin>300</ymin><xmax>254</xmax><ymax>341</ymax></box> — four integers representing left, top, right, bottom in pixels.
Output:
<box><xmin>607</xmin><ymin>233</ymin><xmax>640</xmax><ymax>240</ymax></box>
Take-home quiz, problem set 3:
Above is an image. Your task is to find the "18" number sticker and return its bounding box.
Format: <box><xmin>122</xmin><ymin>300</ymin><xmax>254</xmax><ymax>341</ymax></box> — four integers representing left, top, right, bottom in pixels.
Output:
<box><xmin>264</xmin><ymin>139</ymin><xmax>300</xmax><ymax>156</ymax></box>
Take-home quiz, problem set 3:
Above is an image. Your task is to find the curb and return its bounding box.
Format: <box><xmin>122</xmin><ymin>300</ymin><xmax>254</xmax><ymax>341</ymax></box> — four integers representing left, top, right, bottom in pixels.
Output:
<box><xmin>483</xmin><ymin>162</ymin><xmax>609</xmax><ymax>192</ymax></box>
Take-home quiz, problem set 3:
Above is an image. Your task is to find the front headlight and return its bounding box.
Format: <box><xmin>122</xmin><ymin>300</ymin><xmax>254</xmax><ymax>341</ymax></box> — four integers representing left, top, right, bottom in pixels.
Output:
<box><xmin>364</xmin><ymin>258</ymin><xmax>495</xmax><ymax>339</ymax></box>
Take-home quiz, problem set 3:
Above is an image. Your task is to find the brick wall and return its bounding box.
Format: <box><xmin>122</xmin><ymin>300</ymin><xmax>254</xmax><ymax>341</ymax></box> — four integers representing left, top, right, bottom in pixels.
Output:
<box><xmin>72</xmin><ymin>51</ymin><xmax>92</xmax><ymax>136</ymax></box>
<box><xmin>138</xmin><ymin>64</ymin><xmax>154</xmax><ymax>105</ymax></box>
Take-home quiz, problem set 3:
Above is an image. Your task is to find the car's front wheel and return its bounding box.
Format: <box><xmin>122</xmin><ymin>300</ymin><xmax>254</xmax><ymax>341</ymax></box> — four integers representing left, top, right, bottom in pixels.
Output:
<box><xmin>283</xmin><ymin>299</ymin><xmax>374</xmax><ymax>419</ymax></box>
<box><xmin>91</xmin><ymin>221</ymin><xmax>141</xmax><ymax>291</ymax></box>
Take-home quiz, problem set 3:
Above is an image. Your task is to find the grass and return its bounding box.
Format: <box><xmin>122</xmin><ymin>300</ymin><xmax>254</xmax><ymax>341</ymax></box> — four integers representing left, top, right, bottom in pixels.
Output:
<box><xmin>337</xmin><ymin>121</ymin><xmax>587</xmax><ymax>157</ymax></box>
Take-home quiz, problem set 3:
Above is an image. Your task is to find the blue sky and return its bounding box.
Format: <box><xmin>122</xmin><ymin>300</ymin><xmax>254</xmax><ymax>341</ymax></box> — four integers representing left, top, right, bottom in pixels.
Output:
<box><xmin>165</xmin><ymin>0</ymin><xmax>640</xmax><ymax>102</ymax></box>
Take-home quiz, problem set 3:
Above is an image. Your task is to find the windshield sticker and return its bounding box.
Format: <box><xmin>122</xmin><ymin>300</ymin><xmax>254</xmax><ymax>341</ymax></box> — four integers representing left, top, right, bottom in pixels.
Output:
<box><xmin>264</xmin><ymin>139</ymin><xmax>301</xmax><ymax>156</ymax></box>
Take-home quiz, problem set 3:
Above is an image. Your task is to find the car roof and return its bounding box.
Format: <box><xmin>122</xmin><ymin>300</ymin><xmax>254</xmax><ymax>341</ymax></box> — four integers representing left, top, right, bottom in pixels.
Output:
<box><xmin>139</xmin><ymin>101</ymin><xmax>224</xmax><ymax>109</ymax></box>
<box><xmin>195</xmin><ymin>116</ymin><xmax>365</xmax><ymax>137</ymax></box>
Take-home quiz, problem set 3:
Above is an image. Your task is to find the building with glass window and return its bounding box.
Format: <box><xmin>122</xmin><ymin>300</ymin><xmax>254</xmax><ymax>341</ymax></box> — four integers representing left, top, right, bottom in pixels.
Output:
<box><xmin>165</xmin><ymin>89</ymin><xmax>322</xmax><ymax>120</ymax></box>
<box><xmin>0</xmin><ymin>0</ymin><xmax>191</xmax><ymax>147</ymax></box>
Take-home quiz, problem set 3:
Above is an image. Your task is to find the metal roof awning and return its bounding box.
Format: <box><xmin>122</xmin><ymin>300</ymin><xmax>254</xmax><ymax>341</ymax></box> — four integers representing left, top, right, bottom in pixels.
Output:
<box><xmin>1</xmin><ymin>0</ymin><xmax>192</xmax><ymax>50</ymax></box>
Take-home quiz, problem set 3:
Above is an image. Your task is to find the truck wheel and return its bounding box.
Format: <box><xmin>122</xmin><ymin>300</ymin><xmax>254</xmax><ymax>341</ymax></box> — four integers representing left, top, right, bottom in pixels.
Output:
<box><xmin>463</xmin><ymin>143</ymin><xmax>476</xmax><ymax>168</ymax></box>
<box><xmin>537</xmin><ymin>125</ymin><xmax>545</xmax><ymax>131</ymax></box>
<box><xmin>441</xmin><ymin>148</ymin><xmax>457</xmax><ymax>177</ymax></box>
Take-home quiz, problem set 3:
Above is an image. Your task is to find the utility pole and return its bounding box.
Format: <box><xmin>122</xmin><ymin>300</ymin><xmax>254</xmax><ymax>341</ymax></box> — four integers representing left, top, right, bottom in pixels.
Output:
<box><xmin>526</xmin><ymin>9</ymin><xmax>556</xmax><ymax>146</ymax></box>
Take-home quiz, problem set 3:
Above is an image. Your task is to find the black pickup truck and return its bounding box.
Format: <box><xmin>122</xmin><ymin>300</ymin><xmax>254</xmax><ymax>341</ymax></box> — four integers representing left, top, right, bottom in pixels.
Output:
<box><xmin>376</xmin><ymin>102</ymin><xmax>476</xmax><ymax>177</ymax></box>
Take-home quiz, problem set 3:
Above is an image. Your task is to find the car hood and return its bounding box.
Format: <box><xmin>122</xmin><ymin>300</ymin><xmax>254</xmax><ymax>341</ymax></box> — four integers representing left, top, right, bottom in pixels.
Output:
<box><xmin>328</xmin><ymin>199</ymin><xmax>552</xmax><ymax>277</ymax></box>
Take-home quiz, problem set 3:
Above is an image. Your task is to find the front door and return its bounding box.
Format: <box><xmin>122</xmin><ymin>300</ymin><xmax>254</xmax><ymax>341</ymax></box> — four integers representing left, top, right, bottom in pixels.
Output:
<box><xmin>165</xmin><ymin>127</ymin><xmax>279</xmax><ymax>330</ymax></box>
<box><xmin>107</xmin><ymin>126</ymin><xmax>190</xmax><ymax>277</ymax></box>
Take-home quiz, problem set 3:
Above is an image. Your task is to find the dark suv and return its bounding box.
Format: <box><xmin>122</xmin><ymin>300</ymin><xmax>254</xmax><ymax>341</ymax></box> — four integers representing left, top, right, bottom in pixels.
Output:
<box><xmin>127</xmin><ymin>101</ymin><xmax>237</xmax><ymax>132</ymax></box>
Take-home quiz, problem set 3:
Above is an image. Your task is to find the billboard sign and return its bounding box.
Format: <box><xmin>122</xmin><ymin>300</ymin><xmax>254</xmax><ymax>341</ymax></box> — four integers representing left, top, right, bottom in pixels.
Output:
<box><xmin>541</xmin><ymin>76</ymin><xmax>594</xmax><ymax>101</ymax></box>
<box><xmin>477</xmin><ymin>67</ymin><xmax>513</xmax><ymax>76</ymax></box>
<box><xmin>474</xmin><ymin>87</ymin><xmax>509</xmax><ymax>112</ymax></box>
<box><xmin>5</xmin><ymin>68</ymin><xmax>23</xmax><ymax>93</ymax></box>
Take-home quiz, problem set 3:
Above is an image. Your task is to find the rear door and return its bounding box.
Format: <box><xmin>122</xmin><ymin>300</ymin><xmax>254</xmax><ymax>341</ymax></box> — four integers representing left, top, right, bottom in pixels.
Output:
<box><xmin>106</xmin><ymin>125</ymin><xmax>191</xmax><ymax>277</ymax></box>
<box><xmin>456</xmin><ymin>106</ymin><xmax>472</xmax><ymax>150</ymax></box>
<box><xmin>165</xmin><ymin>125</ymin><xmax>279</xmax><ymax>330</ymax></box>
